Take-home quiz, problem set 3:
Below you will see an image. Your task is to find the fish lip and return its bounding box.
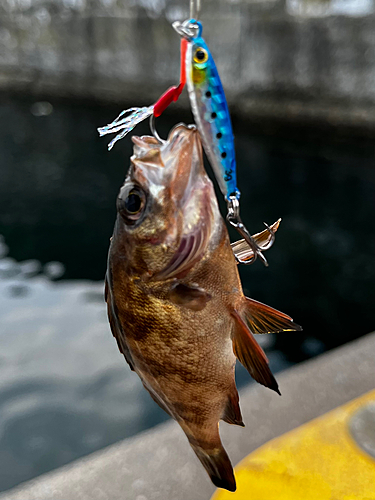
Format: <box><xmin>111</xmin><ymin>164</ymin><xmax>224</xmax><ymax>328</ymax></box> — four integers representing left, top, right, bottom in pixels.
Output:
<box><xmin>130</xmin><ymin>123</ymin><xmax>200</xmax><ymax>190</ymax></box>
<box><xmin>167</xmin><ymin>122</ymin><xmax>197</xmax><ymax>140</ymax></box>
<box><xmin>131</xmin><ymin>123</ymin><xmax>197</xmax><ymax>160</ymax></box>
<box><xmin>131</xmin><ymin>122</ymin><xmax>203</xmax><ymax>210</ymax></box>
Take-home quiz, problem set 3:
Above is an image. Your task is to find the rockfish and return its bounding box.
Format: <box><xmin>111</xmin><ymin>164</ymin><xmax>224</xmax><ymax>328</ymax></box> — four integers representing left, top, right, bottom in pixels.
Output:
<box><xmin>105</xmin><ymin>124</ymin><xmax>301</xmax><ymax>492</ymax></box>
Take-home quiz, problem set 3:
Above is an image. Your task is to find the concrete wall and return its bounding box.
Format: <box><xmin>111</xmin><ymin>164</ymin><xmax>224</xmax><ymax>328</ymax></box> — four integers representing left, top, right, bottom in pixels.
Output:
<box><xmin>1</xmin><ymin>0</ymin><xmax>375</xmax><ymax>127</ymax></box>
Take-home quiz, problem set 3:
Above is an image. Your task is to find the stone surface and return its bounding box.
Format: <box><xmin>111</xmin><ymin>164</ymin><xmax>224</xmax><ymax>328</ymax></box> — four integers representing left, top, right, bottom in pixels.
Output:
<box><xmin>2</xmin><ymin>331</ymin><xmax>374</xmax><ymax>500</ymax></box>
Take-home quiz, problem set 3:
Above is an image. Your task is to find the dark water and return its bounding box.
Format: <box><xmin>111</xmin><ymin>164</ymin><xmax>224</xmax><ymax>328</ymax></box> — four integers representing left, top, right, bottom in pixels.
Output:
<box><xmin>0</xmin><ymin>94</ymin><xmax>374</xmax><ymax>491</ymax></box>
<box><xmin>2</xmin><ymin>94</ymin><xmax>374</xmax><ymax>353</ymax></box>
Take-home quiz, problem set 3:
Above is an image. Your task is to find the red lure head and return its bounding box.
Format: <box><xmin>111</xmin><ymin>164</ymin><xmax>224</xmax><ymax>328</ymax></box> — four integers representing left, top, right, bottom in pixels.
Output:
<box><xmin>153</xmin><ymin>38</ymin><xmax>188</xmax><ymax>118</ymax></box>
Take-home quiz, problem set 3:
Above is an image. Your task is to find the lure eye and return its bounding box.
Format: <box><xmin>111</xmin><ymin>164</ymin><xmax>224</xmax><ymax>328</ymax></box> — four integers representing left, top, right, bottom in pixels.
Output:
<box><xmin>194</xmin><ymin>47</ymin><xmax>208</xmax><ymax>64</ymax></box>
<box><xmin>117</xmin><ymin>185</ymin><xmax>147</xmax><ymax>224</ymax></box>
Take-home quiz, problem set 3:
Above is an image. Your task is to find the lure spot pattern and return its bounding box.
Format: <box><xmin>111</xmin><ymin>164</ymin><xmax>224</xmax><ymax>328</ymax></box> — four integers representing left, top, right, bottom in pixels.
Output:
<box><xmin>186</xmin><ymin>23</ymin><xmax>237</xmax><ymax>200</ymax></box>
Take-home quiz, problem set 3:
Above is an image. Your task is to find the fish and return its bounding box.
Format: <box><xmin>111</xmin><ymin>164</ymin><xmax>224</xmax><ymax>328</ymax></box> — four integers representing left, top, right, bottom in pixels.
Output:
<box><xmin>105</xmin><ymin>124</ymin><xmax>301</xmax><ymax>492</ymax></box>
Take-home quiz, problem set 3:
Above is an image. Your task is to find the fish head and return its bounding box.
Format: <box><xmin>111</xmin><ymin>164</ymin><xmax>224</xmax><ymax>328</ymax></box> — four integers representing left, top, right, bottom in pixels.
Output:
<box><xmin>111</xmin><ymin>124</ymin><xmax>219</xmax><ymax>280</ymax></box>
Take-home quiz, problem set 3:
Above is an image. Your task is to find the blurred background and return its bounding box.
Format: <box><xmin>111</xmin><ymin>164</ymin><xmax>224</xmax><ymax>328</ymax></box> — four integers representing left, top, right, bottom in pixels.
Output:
<box><xmin>0</xmin><ymin>0</ymin><xmax>374</xmax><ymax>493</ymax></box>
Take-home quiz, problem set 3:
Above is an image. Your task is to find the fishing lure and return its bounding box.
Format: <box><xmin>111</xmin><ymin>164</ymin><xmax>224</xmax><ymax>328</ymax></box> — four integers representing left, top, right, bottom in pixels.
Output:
<box><xmin>173</xmin><ymin>18</ymin><xmax>276</xmax><ymax>265</ymax></box>
<box><xmin>98</xmin><ymin>9</ymin><xmax>276</xmax><ymax>265</ymax></box>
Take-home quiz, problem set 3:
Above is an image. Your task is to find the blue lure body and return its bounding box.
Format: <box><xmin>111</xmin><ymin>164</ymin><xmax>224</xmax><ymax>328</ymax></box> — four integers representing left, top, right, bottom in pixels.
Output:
<box><xmin>185</xmin><ymin>21</ymin><xmax>239</xmax><ymax>201</ymax></box>
<box><xmin>183</xmin><ymin>20</ymin><xmax>277</xmax><ymax>266</ymax></box>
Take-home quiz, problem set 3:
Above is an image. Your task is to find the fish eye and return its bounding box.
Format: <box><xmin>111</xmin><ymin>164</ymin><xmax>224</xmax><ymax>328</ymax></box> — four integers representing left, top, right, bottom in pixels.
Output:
<box><xmin>125</xmin><ymin>191</ymin><xmax>142</xmax><ymax>213</ymax></box>
<box><xmin>117</xmin><ymin>185</ymin><xmax>146</xmax><ymax>224</ymax></box>
<box><xmin>194</xmin><ymin>47</ymin><xmax>208</xmax><ymax>64</ymax></box>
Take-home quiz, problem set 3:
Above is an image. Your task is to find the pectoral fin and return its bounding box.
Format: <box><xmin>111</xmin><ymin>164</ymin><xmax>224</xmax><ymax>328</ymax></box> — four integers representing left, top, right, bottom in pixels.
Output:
<box><xmin>168</xmin><ymin>283</ymin><xmax>212</xmax><ymax>311</ymax></box>
<box><xmin>241</xmin><ymin>297</ymin><xmax>302</xmax><ymax>334</ymax></box>
<box><xmin>232</xmin><ymin>310</ymin><xmax>280</xmax><ymax>394</ymax></box>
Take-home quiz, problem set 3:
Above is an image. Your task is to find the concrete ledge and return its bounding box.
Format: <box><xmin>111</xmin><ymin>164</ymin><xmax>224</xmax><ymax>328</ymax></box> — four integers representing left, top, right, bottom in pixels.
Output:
<box><xmin>2</xmin><ymin>332</ymin><xmax>374</xmax><ymax>500</ymax></box>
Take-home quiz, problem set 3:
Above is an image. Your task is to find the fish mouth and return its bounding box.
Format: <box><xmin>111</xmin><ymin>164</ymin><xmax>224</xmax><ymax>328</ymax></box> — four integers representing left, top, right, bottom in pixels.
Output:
<box><xmin>130</xmin><ymin>124</ymin><xmax>205</xmax><ymax>213</ymax></box>
<box><xmin>131</xmin><ymin>124</ymin><xmax>213</xmax><ymax>282</ymax></box>
<box><xmin>142</xmin><ymin>125</ymin><xmax>213</xmax><ymax>281</ymax></box>
<box><xmin>132</xmin><ymin>123</ymin><xmax>198</xmax><ymax>160</ymax></box>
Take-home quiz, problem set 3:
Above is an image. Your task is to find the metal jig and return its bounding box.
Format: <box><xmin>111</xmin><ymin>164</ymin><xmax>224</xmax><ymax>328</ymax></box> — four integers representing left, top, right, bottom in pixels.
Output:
<box><xmin>174</xmin><ymin>15</ymin><xmax>275</xmax><ymax>266</ymax></box>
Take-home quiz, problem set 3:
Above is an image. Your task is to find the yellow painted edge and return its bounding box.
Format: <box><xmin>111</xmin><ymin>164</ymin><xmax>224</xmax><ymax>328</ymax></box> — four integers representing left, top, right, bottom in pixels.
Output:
<box><xmin>212</xmin><ymin>389</ymin><xmax>375</xmax><ymax>500</ymax></box>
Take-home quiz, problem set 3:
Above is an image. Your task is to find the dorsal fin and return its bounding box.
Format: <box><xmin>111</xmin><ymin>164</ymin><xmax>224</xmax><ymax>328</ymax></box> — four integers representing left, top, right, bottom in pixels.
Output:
<box><xmin>222</xmin><ymin>386</ymin><xmax>244</xmax><ymax>427</ymax></box>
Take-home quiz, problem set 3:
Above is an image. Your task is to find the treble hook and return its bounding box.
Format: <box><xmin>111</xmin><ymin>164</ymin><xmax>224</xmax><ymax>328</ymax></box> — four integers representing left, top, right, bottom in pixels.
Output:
<box><xmin>226</xmin><ymin>195</ymin><xmax>276</xmax><ymax>267</ymax></box>
<box><xmin>190</xmin><ymin>0</ymin><xmax>201</xmax><ymax>20</ymax></box>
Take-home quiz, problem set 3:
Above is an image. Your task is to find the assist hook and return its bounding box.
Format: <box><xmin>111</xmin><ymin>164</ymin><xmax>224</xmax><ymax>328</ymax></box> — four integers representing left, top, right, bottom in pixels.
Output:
<box><xmin>226</xmin><ymin>195</ymin><xmax>276</xmax><ymax>266</ymax></box>
<box><xmin>149</xmin><ymin>115</ymin><xmax>166</xmax><ymax>144</ymax></box>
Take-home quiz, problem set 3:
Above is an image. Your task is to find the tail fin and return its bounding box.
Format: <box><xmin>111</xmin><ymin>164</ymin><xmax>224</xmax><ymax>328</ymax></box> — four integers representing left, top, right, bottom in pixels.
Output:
<box><xmin>189</xmin><ymin>437</ymin><xmax>236</xmax><ymax>492</ymax></box>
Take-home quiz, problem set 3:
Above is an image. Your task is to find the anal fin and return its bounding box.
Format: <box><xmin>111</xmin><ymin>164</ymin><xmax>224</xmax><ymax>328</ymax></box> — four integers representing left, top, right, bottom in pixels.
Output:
<box><xmin>232</xmin><ymin>310</ymin><xmax>280</xmax><ymax>395</ymax></box>
<box><xmin>242</xmin><ymin>297</ymin><xmax>302</xmax><ymax>334</ymax></box>
<box><xmin>222</xmin><ymin>387</ymin><xmax>244</xmax><ymax>427</ymax></box>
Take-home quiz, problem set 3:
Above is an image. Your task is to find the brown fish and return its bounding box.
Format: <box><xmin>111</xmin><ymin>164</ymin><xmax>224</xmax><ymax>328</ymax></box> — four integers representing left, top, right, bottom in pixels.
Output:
<box><xmin>105</xmin><ymin>124</ymin><xmax>301</xmax><ymax>492</ymax></box>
